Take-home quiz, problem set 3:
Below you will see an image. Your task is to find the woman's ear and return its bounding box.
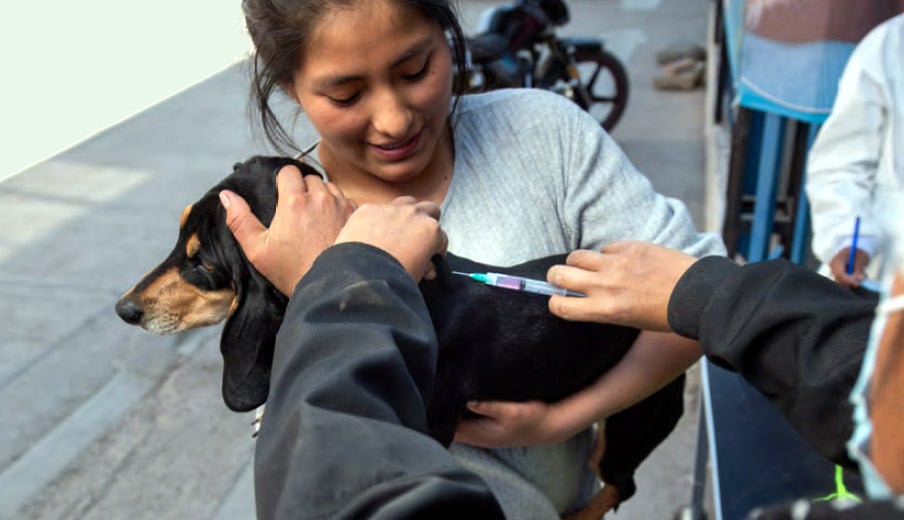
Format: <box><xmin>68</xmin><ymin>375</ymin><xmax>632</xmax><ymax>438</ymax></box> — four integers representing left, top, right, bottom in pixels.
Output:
<box><xmin>279</xmin><ymin>80</ymin><xmax>301</xmax><ymax>104</ymax></box>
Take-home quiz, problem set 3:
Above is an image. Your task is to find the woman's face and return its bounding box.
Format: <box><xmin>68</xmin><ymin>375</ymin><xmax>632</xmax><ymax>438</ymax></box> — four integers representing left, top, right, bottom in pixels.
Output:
<box><xmin>289</xmin><ymin>0</ymin><xmax>453</xmax><ymax>185</ymax></box>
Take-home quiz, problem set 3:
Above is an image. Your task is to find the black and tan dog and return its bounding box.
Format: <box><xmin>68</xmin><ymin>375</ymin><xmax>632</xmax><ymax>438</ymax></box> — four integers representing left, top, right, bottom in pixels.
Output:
<box><xmin>115</xmin><ymin>155</ymin><xmax>685</xmax><ymax>518</ymax></box>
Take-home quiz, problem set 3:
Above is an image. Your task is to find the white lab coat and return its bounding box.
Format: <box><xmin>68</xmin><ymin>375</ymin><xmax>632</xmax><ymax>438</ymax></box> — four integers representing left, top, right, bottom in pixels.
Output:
<box><xmin>806</xmin><ymin>12</ymin><xmax>904</xmax><ymax>279</ymax></box>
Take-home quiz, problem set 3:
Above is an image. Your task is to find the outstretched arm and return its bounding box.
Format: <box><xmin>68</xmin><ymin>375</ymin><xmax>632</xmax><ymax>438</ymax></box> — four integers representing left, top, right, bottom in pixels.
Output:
<box><xmin>454</xmin><ymin>328</ymin><xmax>700</xmax><ymax>447</ymax></box>
<box><xmin>670</xmin><ymin>254</ymin><xmax>874</xmax><ymax>467</ymax></box>
<box><xmin>454</xmin><ymin>243</ymin><xmax>704</xmax><ymax>447</ymax></box>
<box><xmin>548</xmin><ymin>240</ymin><xmax>877</xmax><ymax>466</ymax></box>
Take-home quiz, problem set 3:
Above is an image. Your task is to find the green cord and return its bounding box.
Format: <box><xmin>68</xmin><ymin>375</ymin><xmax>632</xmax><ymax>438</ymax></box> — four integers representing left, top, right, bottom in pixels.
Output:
<box><xmin>814</xmin><ymin>465</ymin><xmax>862</xmax><ymax>503</ymax></box>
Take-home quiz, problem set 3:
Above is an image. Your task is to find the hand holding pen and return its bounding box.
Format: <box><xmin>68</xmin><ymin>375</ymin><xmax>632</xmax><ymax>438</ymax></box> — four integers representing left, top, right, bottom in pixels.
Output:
<box><xmin>830</xmin><ymin>215</ymin><xmax>870</xmax><ymax>288</ymax></box>
<box><xmin>845</xmin><ymin>216</ymin><xmax>861</xmax><ymax>275</ymax></box>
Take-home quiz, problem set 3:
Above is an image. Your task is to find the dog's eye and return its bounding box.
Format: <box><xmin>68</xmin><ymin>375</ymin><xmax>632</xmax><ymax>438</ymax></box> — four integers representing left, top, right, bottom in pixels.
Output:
<box><xmin>190</xmin><ymin>262</ymin><xmax>216</xmax><ymax>275</ymax></box>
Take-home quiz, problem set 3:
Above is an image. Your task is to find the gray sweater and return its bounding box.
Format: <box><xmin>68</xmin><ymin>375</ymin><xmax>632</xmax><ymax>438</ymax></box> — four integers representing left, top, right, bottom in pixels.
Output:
<box><xmin>442</xmin><ymin>88</ymin><xmax>723</xmax><ymax>264</ymax></box>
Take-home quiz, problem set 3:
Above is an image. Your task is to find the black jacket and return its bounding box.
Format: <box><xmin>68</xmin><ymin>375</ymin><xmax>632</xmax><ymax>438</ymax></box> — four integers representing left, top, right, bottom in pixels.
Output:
<box><xmin>253</xmin><ymin>243</ymin><xmax>503</xmax><ymax>519</ymax></box>
<box><xmin>668</xmin><ymin>256</ymin><xmax>904</xmax><ymax>519</ymax></box>
<box><xmin>669</xmin><ymin>256</ymin><xmax>876</xmax><ymax>467</ymax></box>
<box><xmin>254</xmin><ymin>248</ymin><xmax>898</xmax><ymax>519</ymax></box>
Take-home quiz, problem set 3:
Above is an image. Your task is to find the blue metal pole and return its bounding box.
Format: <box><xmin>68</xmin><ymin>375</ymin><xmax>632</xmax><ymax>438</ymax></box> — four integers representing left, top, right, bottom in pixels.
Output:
<box><xmin>747</xmin><ymin>112</ymin><xmax>786</xmax><ymax>263</ymax></box>
<box><xmin>789</xmin><ymin>124</ymin><xmax>821</xmax><ymax>265</ymax></box>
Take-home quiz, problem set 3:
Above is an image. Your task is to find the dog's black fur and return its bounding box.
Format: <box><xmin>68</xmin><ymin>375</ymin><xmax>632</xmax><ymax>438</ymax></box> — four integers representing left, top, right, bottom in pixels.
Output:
<box><xmin>116</xmin><ymin>155</ymin><xmax>686</xmax><ymax>505</ymax></box>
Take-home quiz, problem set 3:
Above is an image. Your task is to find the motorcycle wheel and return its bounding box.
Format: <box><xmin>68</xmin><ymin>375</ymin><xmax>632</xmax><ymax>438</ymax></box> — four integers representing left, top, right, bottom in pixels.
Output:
<box><xmin>571</xmin><ymin>48</ymin><xmax>629</xmax><ymax>132</ymax></box>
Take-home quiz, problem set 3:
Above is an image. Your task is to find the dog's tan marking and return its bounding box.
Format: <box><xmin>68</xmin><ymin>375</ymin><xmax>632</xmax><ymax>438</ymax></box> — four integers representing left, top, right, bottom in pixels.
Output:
<box><xmin>227</xmin><ymin>297</ymin><xmax>239</xmax><ymax>316</ymax></box>
<box><xmin>132</xmin><ymin>267</ymin><xmax>236</xmax><ymax>334</ymax></box>
<box><xmin>588</xmin><ymin>423</ymin><xmax>607</xmax><ymax>479</ymax></box>
<box><xmin>562</xmin><ymin>484</ymin><xmax>620</xmax><ymax>520</ymax></box>
<box><xmin>186</xmin><ymin>233</ymin><xmax>201</xmax><ymax>258</ymax></box>
<box><xmin>119</xmin><ymin>264</ymin><xmax>158</xmax><ymax>300</ymax></box>
<box><xmin>179</xmin><ymin>204</ymin><xmax>193</xmax><ymax>229</ymax></box>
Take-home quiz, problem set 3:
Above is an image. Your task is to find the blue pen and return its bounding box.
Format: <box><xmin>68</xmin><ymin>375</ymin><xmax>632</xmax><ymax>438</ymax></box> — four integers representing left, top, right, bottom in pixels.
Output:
<box><xmin>846</xmin><ymin>215</ymin><xmax>861</xmax><ymax>275</ymax></box>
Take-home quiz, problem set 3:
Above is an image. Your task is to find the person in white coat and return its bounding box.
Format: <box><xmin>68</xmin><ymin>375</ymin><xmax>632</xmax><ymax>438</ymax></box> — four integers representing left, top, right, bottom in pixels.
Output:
<box><xmin>806</xmin><ymin>12</ymin><xmax>904</xmax><ymax>288</ymax></box>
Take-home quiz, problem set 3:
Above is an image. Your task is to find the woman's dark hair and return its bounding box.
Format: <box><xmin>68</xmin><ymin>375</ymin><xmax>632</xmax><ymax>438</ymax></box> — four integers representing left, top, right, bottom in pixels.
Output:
<box><xmin>243</xmin><ymin>0</ymin><xmax>468</xmax><ymax>155</ymax></box>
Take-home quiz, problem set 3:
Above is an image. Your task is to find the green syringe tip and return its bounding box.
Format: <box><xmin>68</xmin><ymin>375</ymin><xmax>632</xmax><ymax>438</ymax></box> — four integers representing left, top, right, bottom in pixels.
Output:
<box><xmin>469</xmin><ymin>273</ymin><xmax>490</xmax><ymax>284</ymax></box>
<box><xmin>451</xmin><ymin>271</ymin><xmax>490</xmax><ymax>285</ymax></box>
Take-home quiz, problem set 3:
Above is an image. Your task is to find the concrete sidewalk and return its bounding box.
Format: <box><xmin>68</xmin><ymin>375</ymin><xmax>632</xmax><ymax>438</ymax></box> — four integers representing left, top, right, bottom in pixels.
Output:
<box><xmin>0</xmin><ymin>1</ymin><xmax>714</xmax><ymax>518</ymax></box>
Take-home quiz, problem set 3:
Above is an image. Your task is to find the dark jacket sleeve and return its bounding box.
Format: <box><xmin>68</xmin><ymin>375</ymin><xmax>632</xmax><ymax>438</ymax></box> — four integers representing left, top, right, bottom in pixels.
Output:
<box><xmin>667</xmin><ymin>256</ymin><xmax>877</xmax><ymax>467</ymax></box>
<box><xmin>254</xmin><ymin>243</ymin><xmax>503</xmax><ymax>520</ymax></box>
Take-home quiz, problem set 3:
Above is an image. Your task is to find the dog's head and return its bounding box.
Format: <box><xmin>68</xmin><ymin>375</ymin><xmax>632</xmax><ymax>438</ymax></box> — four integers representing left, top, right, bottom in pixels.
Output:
<box><xmin>115</xmin><ymin>156</ymin><xmax>320</xmax><ymax>412</ymax></box>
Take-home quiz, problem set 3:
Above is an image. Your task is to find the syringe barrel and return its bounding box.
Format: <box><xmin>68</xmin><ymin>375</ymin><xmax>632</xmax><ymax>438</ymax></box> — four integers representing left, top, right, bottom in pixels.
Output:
<box><xmin>488</xmin><ymin>274</ymin><xmax>526</xmax><ymax>291</ymax></box>
<box><xmin>487</xmin><ymin>273</ymin><xmax>566</xmax><ymax>296</ymax></box>
<box><xmin>521</xmin><ymin>278</ymin><xmax>569</xmax><ymax>296</ymax></box>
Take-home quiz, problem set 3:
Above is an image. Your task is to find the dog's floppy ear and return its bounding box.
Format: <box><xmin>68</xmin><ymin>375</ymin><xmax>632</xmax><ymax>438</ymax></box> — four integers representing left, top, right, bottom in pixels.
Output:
<box><xmin>216</xmin><ymin>155</ymin><xmax>317</xmax><ymax>412</ymax></box>
<box><xmin>220</xmin><ymin>261</ymin><xmax>288</xmax><ymax>412</ymax></box>
<box><xmin>210</xmin><ymin>175</ymin><xmax>288</xmax><ymax>412</ymax></box>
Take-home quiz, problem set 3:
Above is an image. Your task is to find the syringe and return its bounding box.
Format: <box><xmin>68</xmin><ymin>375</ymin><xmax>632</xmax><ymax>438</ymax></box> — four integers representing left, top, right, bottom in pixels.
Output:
<box><xmin>453</xmin><ymin>271</ymin><xmax>586</xmax><ymax>298</ymax></box>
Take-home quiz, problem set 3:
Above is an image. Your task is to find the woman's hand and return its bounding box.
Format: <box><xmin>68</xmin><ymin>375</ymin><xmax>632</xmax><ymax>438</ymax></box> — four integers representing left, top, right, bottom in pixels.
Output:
<box><xmin>222</xmin><ymin>165</ymin><xmax>356</xmax><ymax>296</ymax></box>
<box><xmin>454</xmin><ymin>400</ymin><xmax>581</xmax><ymax>448</ymax></box>
<box><xmin>547</xmin><ymin>241</ymin><xmax>697</xmax><ymax>331</ymax></box>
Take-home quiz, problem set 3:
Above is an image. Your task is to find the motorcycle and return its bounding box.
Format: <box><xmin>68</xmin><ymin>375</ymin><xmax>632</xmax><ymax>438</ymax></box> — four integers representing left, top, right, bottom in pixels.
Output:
<box><xmin>463</xmin><ymin>0</ymin><xmax>629</xmax><ymax>132</ymax></box>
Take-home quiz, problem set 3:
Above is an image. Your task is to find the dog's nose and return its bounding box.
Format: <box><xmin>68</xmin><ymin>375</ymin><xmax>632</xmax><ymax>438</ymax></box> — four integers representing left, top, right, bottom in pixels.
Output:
<box><xmin>115</xmin><ymin>297</ymin><xmax>144</xmax><ymax>325</ymax></box>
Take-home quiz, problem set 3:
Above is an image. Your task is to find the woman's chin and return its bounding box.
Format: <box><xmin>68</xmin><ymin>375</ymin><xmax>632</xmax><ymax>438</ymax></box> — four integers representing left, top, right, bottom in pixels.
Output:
<box><xmin>369</xmin><ymin>164</ymin><xmax>425</xmax><ymax>184</ymax></box>
<box><xmin>365</xmin><ymin>153</ymin><xmax>431</xmax><ymax>182</ymax></box>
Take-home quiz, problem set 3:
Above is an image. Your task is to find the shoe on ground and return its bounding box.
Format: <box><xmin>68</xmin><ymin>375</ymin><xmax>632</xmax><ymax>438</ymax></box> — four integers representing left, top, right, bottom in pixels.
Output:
<box><xmin>656</xmin><ymin>43</ymin><xmax>706</xmax><ymax>65</ymax></box>
<box><xmin>653</xmin><ymin>58</ymin><xmax>705</xmax><ymax>90</ymax></box>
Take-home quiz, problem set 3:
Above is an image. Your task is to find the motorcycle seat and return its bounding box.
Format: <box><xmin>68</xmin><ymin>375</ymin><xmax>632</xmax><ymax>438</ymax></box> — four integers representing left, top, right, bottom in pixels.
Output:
<box><xmin>467</xmin><ymin>33</ymin><xmax>510</xmax><ymax>62</ymax></box>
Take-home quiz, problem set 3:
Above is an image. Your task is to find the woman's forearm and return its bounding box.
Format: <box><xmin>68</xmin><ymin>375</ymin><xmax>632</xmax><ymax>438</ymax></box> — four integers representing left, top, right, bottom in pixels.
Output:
<box><xmin>548</xmin><ymin>331</ymin><xmax>702</xmax><ymax>438</ymax></box>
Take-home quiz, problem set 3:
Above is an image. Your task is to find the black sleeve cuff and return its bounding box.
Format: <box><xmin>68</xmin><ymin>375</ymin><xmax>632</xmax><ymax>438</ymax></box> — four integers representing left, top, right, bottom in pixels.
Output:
<box><xmin>667</xmin><ymin>255</ymin><xmax>740</xmax><ymax>340</ymax></box>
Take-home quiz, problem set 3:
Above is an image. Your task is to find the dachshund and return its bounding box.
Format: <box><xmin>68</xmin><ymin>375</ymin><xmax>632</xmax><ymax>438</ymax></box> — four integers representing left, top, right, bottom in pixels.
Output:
<box><xmin>115</xmin><ymin>155</ymin><xmax>686</xmax><ymax>518</ymax></box>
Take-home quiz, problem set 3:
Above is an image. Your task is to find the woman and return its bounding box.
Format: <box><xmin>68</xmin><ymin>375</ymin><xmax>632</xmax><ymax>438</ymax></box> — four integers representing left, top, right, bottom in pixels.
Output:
<box><xmin>241</xmin><ymin>0</ymin><xmax>725</xmax><ymax>516</ymax></box>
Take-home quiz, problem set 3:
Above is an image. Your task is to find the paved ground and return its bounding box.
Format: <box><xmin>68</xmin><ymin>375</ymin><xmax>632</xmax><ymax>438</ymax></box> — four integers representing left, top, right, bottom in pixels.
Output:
<box><xmin>0</xmin><ymin>0</ymin><xmax>715</xmax><ymax>518</ymax></box>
